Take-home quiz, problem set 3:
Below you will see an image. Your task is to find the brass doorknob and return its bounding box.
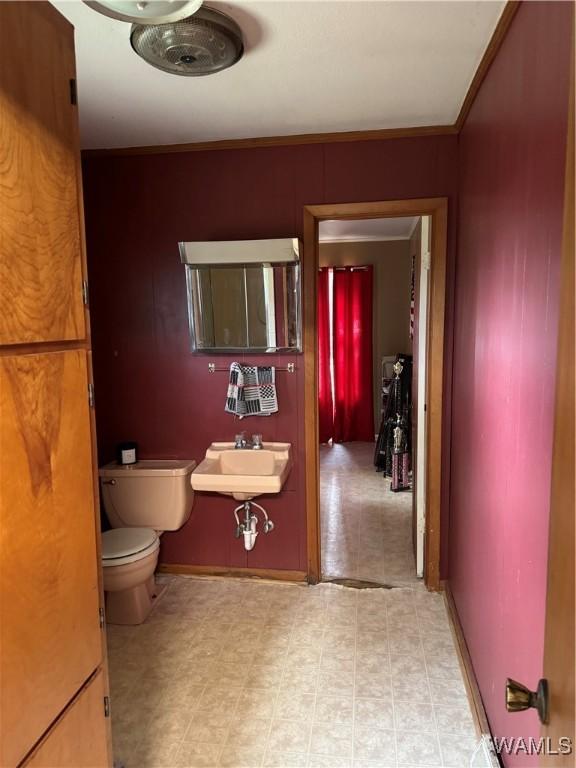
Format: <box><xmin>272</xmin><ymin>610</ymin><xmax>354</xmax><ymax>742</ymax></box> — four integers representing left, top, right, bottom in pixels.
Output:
<box><xmin>505</xmin><ymin>678</ymin><xmax>549</xmax><ymax>724</ymax></box>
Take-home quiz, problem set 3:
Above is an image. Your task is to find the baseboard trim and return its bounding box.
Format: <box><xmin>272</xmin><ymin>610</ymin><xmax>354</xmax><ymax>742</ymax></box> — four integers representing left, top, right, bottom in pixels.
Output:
<box><xmin>158</xmin><ymin>563</ymin><xmax>308</xmax><ymax>584</ymax></box>
<box><xmin>444</xmin><ymin>582</ymin><xmax>492</xmax><ymax>737</ymax></box>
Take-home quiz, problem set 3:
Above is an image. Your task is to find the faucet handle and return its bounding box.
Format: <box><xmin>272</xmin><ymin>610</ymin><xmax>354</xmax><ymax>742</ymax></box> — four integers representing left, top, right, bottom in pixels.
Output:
<box><xmin>235</xmin><ymin>432</ymin><xmax>247</xmax><ymax>449</ymax></box>
<box><xmin>252</xmin><ymin>434</ymin><xmax>263</xmax><ymax>449</ymax></box>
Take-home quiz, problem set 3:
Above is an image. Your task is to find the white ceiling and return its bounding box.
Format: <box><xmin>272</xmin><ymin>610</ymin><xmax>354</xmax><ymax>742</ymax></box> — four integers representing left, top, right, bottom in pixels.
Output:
<box><xmin>52</xmin><ymin>0</ymin><xmax>505</xmax><ymax>150</ymax></box>
<box><xmin>319</xmin><ymin>217</ymin><xmax>419</xmax><ymax>243</ymax></box>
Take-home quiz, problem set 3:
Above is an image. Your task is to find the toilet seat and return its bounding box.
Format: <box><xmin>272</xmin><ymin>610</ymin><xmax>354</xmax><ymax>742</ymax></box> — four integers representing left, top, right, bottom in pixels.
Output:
<box><xmin>102</xmin><ymin>528</ymin><xmax>159</xmax><ymax>567</ymax></box>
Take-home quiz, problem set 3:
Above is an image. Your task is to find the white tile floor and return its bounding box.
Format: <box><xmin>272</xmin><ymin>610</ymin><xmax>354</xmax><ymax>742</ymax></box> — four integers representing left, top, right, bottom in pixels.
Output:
<box><xmin>107</xmin><ymin>441</ymin><xmax>486</xmax><ymax>768</ymax></box>
<box><xmin>108</xmin><ymin>577</ymin><xmax>486</xmax><ymax>768</ymax></box>
<box><xmin>320</xmin><ymin>442</ymin><xmax>419</xmax><ymax>587</ymax></box>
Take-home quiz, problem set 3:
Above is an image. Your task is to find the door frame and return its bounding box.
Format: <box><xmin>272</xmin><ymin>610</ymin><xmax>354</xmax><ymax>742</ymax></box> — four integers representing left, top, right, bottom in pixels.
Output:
<box><xmin>540</xmin><ymin>49</ymin><xmax>574</xmax><ymax>762</ymax></box>
<box><xmin>303</xmin><ymin>198</ymin><xmax>448</xmax><ymax>590</ymax></box>
<box><xmin>414</xmin><ymin>215</ymin><xmax>431</xmax><ymax>578</ymax></box>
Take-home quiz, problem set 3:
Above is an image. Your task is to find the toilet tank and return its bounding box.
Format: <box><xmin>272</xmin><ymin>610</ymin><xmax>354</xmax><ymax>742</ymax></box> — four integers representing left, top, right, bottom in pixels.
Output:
<box><xmin>99</xmin><ymin>460</ymin><xmax>196</xmax><ymax>531</ymax></box>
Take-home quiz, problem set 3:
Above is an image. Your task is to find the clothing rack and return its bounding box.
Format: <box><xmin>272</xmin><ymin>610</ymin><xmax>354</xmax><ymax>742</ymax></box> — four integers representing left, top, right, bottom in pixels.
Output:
<box><xmin>207</xmin><ymin>362</ymin><xmax>296</xmax><ymax>373</ymax></box>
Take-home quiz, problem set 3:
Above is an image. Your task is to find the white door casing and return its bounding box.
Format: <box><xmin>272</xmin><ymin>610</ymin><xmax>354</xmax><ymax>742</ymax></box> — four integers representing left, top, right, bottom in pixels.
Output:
<box><xmin>416</xmin><ymin>216</ymin><xmax>431</xmax><ymax>577</ymax></box>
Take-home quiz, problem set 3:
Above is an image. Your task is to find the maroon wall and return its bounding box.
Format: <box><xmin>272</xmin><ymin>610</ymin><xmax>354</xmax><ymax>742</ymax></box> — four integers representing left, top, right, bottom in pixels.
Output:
<box><xmin>450</xmin><ymin>2</ymin><xmax>572</xmax><ymax>761</ymax></box>
<box><xmin>82</xmin><ymin>135</ymin><xmax>458</xmax><ymax>573</ymax></box>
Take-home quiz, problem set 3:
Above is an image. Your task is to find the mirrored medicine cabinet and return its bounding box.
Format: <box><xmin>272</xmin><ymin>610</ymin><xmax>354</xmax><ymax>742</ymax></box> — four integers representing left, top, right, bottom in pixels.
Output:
<box><xmin>179</xmin><ymin>238</ymin><xmax>302</xmax><ymax>353</ymax></box>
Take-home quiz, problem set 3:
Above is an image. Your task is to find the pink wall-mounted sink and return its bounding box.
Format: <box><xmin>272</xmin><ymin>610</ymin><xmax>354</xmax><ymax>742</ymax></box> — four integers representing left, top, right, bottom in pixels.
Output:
<box><xmin>191</xmin><ymin>442</ymin><xmax>292</xmax><ymax>501</ymax></box>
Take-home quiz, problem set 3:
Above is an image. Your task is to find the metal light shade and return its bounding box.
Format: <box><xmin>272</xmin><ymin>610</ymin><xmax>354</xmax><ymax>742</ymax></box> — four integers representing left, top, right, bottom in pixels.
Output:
<box><xmin>131</xmin><ymin>6</ymin><xmax>243</xmax><ymax>77</ymax></box>
<box><xmin>83</xmin><ymin>1</ymin><xmax>203</xmax><ymax>24</ymax></box>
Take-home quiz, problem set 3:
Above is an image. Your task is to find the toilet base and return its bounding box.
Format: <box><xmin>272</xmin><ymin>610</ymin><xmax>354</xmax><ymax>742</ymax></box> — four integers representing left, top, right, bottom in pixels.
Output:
<box><xmin>105</xmin><ymin>576</ymin><xmax>157</xmax><ymax>625</ymax></box>
<box><xmin>103</xmin><ymin>547</ymin><xmax>159</xmax><ymax>625</ymax></box>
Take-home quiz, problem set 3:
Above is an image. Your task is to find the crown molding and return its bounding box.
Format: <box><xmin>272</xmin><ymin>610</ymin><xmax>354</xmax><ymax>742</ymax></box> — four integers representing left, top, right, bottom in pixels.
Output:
<box><xmin>81</xmin><ymin>124</ymin><xmax>457</xmax><ymax>158</ymax></box>
<box><xmin>455</xmin><ymin>0</ymin><xmax>521</xmax><ymax>131</ymax></box>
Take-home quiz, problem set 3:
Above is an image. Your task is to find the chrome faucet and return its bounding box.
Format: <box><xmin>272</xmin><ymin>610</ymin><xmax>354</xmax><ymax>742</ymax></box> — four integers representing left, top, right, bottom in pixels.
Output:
<box><xmin>234</xmin><ymin>432</ymin><xmax>263</xmax><ymax>450</ymax></box>
<box><xmin>234</xmin><ymin>432</ymin><xmax>248</xmax><ymax>449</ymax></box>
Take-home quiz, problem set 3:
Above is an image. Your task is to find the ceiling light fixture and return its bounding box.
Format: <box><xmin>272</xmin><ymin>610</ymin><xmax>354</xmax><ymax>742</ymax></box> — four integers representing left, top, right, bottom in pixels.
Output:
<box><xmin>130</xmin><ymin>6</ymin><xmax>244</xmax><ymax>76</ymax></box>
<box><xmin>83</xmin><ymin>1</ymin><xmax>203</xmax><ymax>25</ymax></box>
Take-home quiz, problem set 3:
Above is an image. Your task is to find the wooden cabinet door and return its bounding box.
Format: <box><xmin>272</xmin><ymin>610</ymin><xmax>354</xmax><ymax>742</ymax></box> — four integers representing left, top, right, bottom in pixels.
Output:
<box><xmin>0</xmin><ymin>351</ymin><xmax>102</xmax><ymax>768</ymax></box>
<box><xmin>0</xmin><ymin>3</ymin><xmax>86</xmax><ymax>345</ymax></box>
<box><xmin>23</xmin><ymin>670</ymin><xmax>110</xmax><ymax>768</ymax></box>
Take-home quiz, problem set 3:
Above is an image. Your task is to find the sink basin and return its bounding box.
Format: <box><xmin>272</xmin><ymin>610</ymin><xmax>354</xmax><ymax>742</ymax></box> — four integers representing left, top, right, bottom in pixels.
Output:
<box><xmin>191</xmin><ymin>442</ymin><xmax>292</xmax><ymax>501</ymax></box>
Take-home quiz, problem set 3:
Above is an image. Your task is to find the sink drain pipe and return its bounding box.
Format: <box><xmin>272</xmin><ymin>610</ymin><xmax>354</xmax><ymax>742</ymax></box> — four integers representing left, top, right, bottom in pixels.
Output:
<box><xmin>233</xmin><ymin>500</ymin><xmax>275</xmax><ymax>551</ymax></box>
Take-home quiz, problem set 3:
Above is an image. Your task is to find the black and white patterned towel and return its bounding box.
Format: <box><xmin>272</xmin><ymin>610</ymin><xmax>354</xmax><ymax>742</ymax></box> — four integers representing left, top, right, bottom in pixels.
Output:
<box><xmin>225</xmin><ymin>362</ymin><xmax>278</xmax><ymax>418</ymax></box>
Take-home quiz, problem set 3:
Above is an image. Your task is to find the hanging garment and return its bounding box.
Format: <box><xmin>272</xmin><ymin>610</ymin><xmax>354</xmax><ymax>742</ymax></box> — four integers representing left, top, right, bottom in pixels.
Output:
<box><xmin>374</xmin><ymin>354</ymin><xmax>413</xmax><ymax>477</ymax></box>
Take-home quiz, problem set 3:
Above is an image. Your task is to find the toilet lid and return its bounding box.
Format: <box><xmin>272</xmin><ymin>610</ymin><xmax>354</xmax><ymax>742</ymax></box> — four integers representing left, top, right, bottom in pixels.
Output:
<box><xmin>102</xmin><ymin>528</ymin><xmax>159</xmax><ymax>560</ymax></box>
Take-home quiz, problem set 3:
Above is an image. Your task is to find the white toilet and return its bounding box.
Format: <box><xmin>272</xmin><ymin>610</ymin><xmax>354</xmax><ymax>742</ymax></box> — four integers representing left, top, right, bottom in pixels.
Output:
<box><xmin>99</xmin><ymin>459</ymin><xmax>196</xmax><ymax>625</ymax></box>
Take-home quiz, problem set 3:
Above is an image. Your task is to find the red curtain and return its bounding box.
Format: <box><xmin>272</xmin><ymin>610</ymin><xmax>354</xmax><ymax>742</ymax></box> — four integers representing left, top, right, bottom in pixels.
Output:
<box><xmin>332</xmin><ymin>266</ymin><xmax>374</xmax><ymax>442</ymax></box>
<box><xmin>318</xmin><ymin>268</ymin><xmax>333</xmax><ymax>443</ymax></box>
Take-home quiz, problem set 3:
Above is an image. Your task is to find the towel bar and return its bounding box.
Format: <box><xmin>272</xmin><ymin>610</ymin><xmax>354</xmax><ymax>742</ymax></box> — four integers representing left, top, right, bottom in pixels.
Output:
<box><xmin>208</xmin><ymin>362</ymin><xmax>295</xmax><ymax>373</ymax></box>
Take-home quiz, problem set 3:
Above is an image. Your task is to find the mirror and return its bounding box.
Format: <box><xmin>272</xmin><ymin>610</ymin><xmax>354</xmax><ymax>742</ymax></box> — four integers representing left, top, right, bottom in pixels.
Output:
<box><xmin>184</xmin><ymin>263</ymin><xmax>301</xmax><ymax>352</ymax></box>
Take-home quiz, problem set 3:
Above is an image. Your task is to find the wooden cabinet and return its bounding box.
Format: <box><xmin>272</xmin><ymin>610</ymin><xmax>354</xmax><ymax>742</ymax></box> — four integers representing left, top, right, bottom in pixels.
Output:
<box><xmin>23</xmin><ymin>671</ymin><xmax>110</xmax><ymax>768</ymax></box>
<box><xmin>0</xmin><ymin>352</ymin><xmax>103</xmax><ymax>767</ymax></box>
<box><xmin>0</xmin><ymin>3</ymin><xmax>111</xmax><ymax>767</ymax></box>
<box><xmin>0</xmin><ymin>2</ymin><xmax>86</xmax><ymax>346</ymax></box>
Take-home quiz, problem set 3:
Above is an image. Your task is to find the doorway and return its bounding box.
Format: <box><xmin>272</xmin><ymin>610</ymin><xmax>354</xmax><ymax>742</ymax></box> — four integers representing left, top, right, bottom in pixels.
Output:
<box><xmin>303</xmin><ymin>199</ymin><xmax>448</xmax><ymax>590</ymax></box>
<box><xmin>317</xmin><ymin>218</ymin><xmax>422</xmax><ymax>586</ymax></box>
